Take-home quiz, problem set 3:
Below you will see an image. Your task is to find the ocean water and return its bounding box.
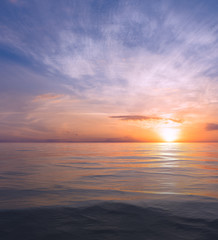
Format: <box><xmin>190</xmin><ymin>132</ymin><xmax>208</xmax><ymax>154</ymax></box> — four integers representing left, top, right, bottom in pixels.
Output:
<box><xmin>1</xmin><ymin>142</ymin><xmax>218</xmax><ymax>239</ymax></box>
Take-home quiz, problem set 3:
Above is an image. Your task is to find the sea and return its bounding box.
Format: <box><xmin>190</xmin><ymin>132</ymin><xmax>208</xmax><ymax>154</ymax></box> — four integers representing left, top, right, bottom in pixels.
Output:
<box><xmin>0</xmin><ymin>142</ymin><xmax>218</xmax><ymax>240</ymax></box>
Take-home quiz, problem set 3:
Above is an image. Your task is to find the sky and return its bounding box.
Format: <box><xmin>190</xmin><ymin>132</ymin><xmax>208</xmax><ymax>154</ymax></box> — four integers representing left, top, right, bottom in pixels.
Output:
<box><xmin>0</xmin><ymin>0</ymin><xmax>218</xmax><ymax>142</ymax></box>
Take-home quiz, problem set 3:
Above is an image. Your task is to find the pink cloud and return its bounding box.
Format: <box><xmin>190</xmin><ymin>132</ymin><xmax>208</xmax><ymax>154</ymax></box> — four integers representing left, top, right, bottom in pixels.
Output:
<box><xmin>34</xmin><ymin>93</ymin><xmax>64</xmax><ymax>101</ymax></box>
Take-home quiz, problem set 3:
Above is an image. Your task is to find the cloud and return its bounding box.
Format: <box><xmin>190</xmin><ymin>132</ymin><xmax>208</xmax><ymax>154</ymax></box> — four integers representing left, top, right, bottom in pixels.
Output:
<box><xmin>9</xmin><ymin>0</ymin><xmax>18</xmax><ymax>3</ymax></box>
<box><xmin>110</xmin><ymin>115</ymin><xmax>182</xmax><ymax>123</ymax></box>
<box><xmin>110</xmin><ymin>115</ymin><xmax>159</xmax><ymax>121</ymax></box>
<box><xmin>34</xmin><ymin>93</ymin><xmax>64</xmax><ymax>102</ymax></box>
<box><xmin>206</xmin><ymin>123</ymin><xmax>218</xmax><ymax>131</ymax></box>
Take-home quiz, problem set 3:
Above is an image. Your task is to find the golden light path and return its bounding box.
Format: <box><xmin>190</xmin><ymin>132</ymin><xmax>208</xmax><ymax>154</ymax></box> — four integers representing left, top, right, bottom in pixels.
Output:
<box><xmin>160</xmin><ymin>127</ymin><xmax>180</xmax><ymax>142</ymax></box>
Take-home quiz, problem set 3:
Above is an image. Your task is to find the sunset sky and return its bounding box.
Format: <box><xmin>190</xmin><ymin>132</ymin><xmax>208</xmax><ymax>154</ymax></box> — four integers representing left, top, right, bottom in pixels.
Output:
<box><xmin>0</xmin><ymin>0</ymin><xmax>218</xmax><ymax>142</ymax></box>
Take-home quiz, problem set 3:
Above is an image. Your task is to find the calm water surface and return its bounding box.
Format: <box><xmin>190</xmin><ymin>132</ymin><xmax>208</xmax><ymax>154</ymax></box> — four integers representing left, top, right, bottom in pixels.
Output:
<box><xmin>0</xmin><ymin>142</ymin><xmax>218</xmax><ymax>208</ymax></box>
<box><xmin>1</xmin><ymin>142</ymin><xmax>218</xmax><ymax>239</ymax></box>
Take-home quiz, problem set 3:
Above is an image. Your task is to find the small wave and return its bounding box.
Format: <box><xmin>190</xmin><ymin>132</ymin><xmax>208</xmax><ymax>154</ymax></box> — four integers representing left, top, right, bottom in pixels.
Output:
<box><xmin>1</xmin><ymin>202</ymin><xmax>218</xmax><ymax>240</ymax></box>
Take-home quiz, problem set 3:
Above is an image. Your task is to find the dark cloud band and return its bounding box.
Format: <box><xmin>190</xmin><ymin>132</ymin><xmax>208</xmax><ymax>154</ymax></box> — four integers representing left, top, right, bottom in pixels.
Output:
<box><xmin>206</xmin><ymin>123</ymin><xmax>218</xmax><ymax>131</ymax></box>
<box><xmin>110</xmin><ymin>115</ymin><xmax>181</xmax><ymax>123</ymax></box>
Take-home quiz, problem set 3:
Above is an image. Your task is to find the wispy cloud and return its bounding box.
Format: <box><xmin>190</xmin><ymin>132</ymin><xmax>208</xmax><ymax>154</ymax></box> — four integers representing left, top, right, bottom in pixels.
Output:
<box><xmin>110</xmin><ymin>115</ymin><xmax>182</xmax><ymax>123</ymax></box>
<box><xmin>110</xmin><ymin>115</ymin><xmax>161</xmax><ymax>121</ymax></box>
<box><xmin>34</xmin><ymin>93</ymin><xmax>64</xmax><ymax>102</ymax></box>
<box><xmin>9</xmin><ymin>0</ymin><xmax>18</xmax><ymax>3</ymax></box>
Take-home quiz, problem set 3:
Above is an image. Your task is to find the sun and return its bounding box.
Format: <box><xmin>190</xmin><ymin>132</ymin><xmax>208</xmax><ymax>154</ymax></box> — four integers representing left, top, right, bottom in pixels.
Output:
<box><xmin>160</xmin><ymin>127</ymin><xmax>179</xmax><ymax>142</ymax></box>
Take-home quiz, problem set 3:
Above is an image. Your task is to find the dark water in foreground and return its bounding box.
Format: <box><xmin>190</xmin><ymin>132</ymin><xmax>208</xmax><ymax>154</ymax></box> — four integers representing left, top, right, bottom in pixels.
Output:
<box><xmin>1</xmin><ymin>142</ymin><xmax>218</xmax><ymax>239</ymax></box>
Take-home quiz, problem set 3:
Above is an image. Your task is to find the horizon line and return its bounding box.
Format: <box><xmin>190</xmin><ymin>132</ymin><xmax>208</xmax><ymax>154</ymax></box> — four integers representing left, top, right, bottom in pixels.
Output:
<box><xmin>0</xmin><ymin>140</ymin><xmax>218</xmax><ymax>143</ymax></box>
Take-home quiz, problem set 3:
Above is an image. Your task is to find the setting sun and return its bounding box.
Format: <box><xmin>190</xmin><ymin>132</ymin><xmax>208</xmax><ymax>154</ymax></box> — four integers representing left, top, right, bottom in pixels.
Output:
<box><xmin>160</xmin><ymin>128</ymin><xmax>179</xmax><ymax>142</ymax></box>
